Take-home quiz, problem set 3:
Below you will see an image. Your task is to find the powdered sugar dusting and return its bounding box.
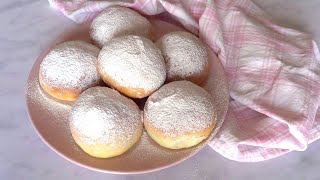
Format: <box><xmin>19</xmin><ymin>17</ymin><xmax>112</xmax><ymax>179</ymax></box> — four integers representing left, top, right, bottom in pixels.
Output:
<box><xmin>98</xmin><ymin>35</ymin><xmax>166</xmax><ymax>93</ymax></box>
<box><xmin>156</xmin><ymin>31</ymin><xmax>208</xmax><ymax>80</ymax></box>
<box><xmin>39</xmin><ymin>41</ymin><xmax>101</xmax><ymax>91</ymax></box>
<box><xmin>90</xmin><ymin>6</ymin><xmax>151</xmax><ymax>47</ymax></box>
<box><xmin>144</xmin><ymin>81</ymin><xmax>216</xmax><ymax>137</ymax></box>
<box><xmin>70</xmin><ymin>87</ymin><xmax>142</xmax><ymax>146</ymax></box>
<box><xmin>26</xmin><ymin>19</ymin><xmax>229</xmax><ymax>172</ymax></box>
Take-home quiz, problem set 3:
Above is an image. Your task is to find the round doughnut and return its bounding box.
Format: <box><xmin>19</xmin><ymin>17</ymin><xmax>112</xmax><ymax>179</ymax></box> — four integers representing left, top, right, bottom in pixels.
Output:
<box><xmin>90</xmin><ymin>6</ymin><xmax>152</xmax><ymax>48</ymax></box>
<box><xmin>39</xmin><ymin>41</ymin><xmax>101</xmax><ymax>101</ymax></box>
<box><xmin>70</xmin><ymin>86</ymin><xmax>143</xmax><ymax>158</ymax></box>
<box><xmin>97</xmin><ymin>35</ymin><xmax>166</xmax><ymax>99</ymax></box>
<box><xmin>143</xmin><ymin>81</ymin><xmax>216</xmax><ymax>149</ymax></box>
<box><xmin>156</xmin><ymin>31</ymin><xmax>209</xmax><ymax>85</ymax></box>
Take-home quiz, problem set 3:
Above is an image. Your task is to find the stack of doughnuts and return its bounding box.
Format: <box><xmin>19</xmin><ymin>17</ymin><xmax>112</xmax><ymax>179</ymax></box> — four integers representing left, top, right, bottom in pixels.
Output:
<box><xmin>39</xmin><ymin>6</ymin><xmax>217</xmax><ymax>158</ymax></box>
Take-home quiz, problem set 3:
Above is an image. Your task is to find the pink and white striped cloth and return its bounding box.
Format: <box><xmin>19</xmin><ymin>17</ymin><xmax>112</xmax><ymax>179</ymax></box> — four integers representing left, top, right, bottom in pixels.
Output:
<box><xmin>48</xmin><ymin>0</ymin><xmax>320</xmax><ymax>162</ymax></box>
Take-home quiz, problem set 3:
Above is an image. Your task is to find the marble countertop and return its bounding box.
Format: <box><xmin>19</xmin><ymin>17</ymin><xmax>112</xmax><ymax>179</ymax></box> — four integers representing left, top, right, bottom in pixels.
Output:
<box><xmin>1</xmin><ymin>0</ymin><xmax>320</xmax><ymax>179</ymax></box>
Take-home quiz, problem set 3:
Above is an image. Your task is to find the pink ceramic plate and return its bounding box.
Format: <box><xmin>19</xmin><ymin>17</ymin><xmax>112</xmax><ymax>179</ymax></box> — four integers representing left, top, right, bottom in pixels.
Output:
<box><xmin>26</xmin><ymin>19</ymin><xmax>229</xmax><ymax>174</ymax></box>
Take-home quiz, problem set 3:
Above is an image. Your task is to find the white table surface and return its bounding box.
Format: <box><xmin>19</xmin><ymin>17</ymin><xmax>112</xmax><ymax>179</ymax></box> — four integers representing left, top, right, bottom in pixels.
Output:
<box><xmin>1</xmin><ymin>0</ymin><xmax>320</xmax><ymax>179</ymax></box>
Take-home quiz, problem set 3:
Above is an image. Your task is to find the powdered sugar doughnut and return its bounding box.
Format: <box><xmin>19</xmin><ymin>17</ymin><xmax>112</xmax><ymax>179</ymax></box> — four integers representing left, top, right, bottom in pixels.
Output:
<box><xmin>156</xmin><ymin>31</ymin><xmax>209</xmax><ymax>85</ymax></box>
<box><xmin>39</xmin><ymin>41</ymin><xmax>101</xmax><ymax>101</ymax></box>
<box><xmin>90</xmin><ymin>6</ymin><xmax>152</xmax><ymax>48</ymax></box>
<box><xmin>70</xmin><ymin>86</ymin><xmax>143</xmax><ymax>158</ymax></box>
<box><xmin>144</xmin><ymin>81</ymin><xmax>216</xmax><ymax>149</ymax></box>
<box><xmin>98</xmin><ymin>35</ymin><xmax>166</xmax><ymax>99</ymax></box>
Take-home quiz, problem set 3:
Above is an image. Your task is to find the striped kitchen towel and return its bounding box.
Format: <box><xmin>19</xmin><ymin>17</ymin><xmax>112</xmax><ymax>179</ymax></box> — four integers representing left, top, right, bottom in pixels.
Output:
<box><xmin>48</xmin><ymin>0</ymin><xmax>320</xmax><ymax>162</ymax></box>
